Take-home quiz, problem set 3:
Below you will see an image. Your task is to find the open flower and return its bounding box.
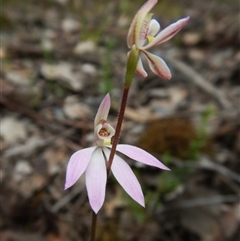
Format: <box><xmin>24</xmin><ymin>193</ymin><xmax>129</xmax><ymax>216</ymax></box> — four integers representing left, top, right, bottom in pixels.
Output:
<box><xmin>65</xmin><ymin>94</ymin><xmax>170</xmax><ymax>214</ymax></box>
<box><xmin>127</xmin><ymin>0</ymin><xmax>189</xmax><ymax>79</ymax></box>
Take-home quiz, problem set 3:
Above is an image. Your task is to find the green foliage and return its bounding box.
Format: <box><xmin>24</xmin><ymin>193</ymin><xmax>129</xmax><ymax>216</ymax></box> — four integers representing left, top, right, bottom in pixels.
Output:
<box><xmin>152</xmin><ymin>107</ymin><xmax>216</xmax><ymax>199</ymax></box>
<box><xmin>98</xmin><ymin>37</ymin><xmax>115</xmax><ymax>94</ymax></box>
<box><xmin>132</xmin><ymin>106</ymin><xmax>216</xmax><ymax>219</ymax></box>
<box><xmin>126</xmin><ymin>194</ymin><xmax>147</xmax><ymax>224</ymax></box>
<box><xmin>157</xmin><ymin>153</ymin><xmax>183</xmax><ymax>194</ymax></box>
<box><xmin>41</xmin><ymin>44</ymin><xmax>54</xmax><ymax>65</ymax></box>
<box><xmin>187</xmin><ymin>106</ymin><xmax>216</xmax><ymax>160</ymax></box>
<box><xmin>146</xmin><ymin>106</ymin><xmax>216</xmax><ymax>207</ymax></box>
<box><xmin>156</xmin><ymin>171</ymin><xmax>181</xmax><ymax>195</ymax></box>
<box><xmin>46</xmin><ymin>80</ymin><xmax>67</xmax><ymax>99</ymax></box>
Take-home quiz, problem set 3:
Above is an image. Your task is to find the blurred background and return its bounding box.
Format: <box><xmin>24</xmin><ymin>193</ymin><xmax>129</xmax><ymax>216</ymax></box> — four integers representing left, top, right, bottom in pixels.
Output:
<box><xmin>1</xmin><ymin>0</ymin><xmax>239</xmax><ymax>240</ymax></box>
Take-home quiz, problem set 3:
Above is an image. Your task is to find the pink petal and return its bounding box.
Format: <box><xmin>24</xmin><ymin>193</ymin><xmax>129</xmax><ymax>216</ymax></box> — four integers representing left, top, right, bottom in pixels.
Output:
<box><xmin>65</xmin><ymin>147</ymin><xmax>95</xmax><ymax>190</ymax></box>
<box><xmin>104</xmin><ymin>148</ymin><xmax>144</xmax><ymax>207</ymax></box>
<box><xmin>116</xmin><ymin>144</ymin><xmax>170</xmax><ymax>170</ymax></box>
<box><xmin>85</xmin><ymin>147</ymin><xmax>107</xmax><ymax>214</ymax></box>
<box><xmin>94</xmin><ymin>93</ymin><xmax>111</xmax><ymax>127</ymax></box>
<box><xmin>127</xmin><ymin>0</ymin><xmax>158</xmax><ymax>48</ymax></box>
<box><xmin>142</xmin><ymin>50</ymin><xmax>171</xmax><ymax>80</ymax></box>
<box><xmin>144</xmin><ymin>17</ymin><xmax>190</xmax><ymax>49</ymax></box>
<box><xmin>136</xmin><ymin>56</ymin><xmax>148</xmax><ymax>78</ymax></box>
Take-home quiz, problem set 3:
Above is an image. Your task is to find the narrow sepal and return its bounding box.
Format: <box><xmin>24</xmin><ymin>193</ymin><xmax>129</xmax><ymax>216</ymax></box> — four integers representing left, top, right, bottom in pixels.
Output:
<box><xmin>94</xmin><ymin>93</ymin><xmax>111</xmax><ymax>127</ymax></box>
<box><xmin>85</xmin><ymin>147</ymin><xmax>107</xmax><ymax>214</ymax></box>
<box><xmin>142</xmin><ymin>50</ymin><xmax>171</xmax><ymax>80</ymax></box>
<box><xmin>116</xmin><ymin>144</ymin><xmax>170</xmax><ymax>170</ymax></box>
<box><xmin>136</xmin><ymin>56</ymin><xmax>148</xmax><ymax>78</ymax></box>
<box><xmin>64</xmin><ymin>147</ymin><xmax>95</xmax><ymax>190</ymax></box>
<box><xmin>104</xmin><ymin>148</ymin><xmax>145</xmax><ymax>207</ymax></box>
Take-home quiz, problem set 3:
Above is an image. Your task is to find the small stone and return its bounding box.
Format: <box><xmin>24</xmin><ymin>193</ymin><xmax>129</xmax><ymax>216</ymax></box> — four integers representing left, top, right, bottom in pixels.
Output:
<box><xmin>74</xmin><ymin>40</ymin><xmax>96</xmax><ymax>55</ymax></box>
<box><xmin>182</xmin><ymin>32</ymin><xmax>201</xmax><ymax>45</ymax></box>
<box><xmin>14</xmin><ymin>160</ymin><xmax>33</xmax><ymax>182</ymax></box>
<box><xmin>41</xmin><ymin>62</ymin><xmax>83</xmax><ymax>91</ymax></box>
<box><xmin>41</xmin><ymin>38</ymin><xmax>54</xmax><ymax>52</ymax></box>
<box><xmin>61</xmin><ymin>18</ymin><xmax>80</xmax><ymax>32</ymax></box>
<box><xmin>117</xmin><ymin>15</ymin><xmax>129</xmax><ymax>28</ymax></box>
<box><xmin>15</xmin><ymin>161</ymin><xmax>33</xmax><ymax>175</ymax></box>
<box><xmin>63</xmin><ymin>95</ymin><xmax>92</xmax><ymax>120</ymax></box>
<box><xmin>13</xmin><ymin>160</ymin><xmax>33</xmax><ymax>182</ymax></box>
<box><xmin>188</xmin><ymin>48</ymin><xmax>205</xmax><ymax>61</ymax></box>
<box><xmin>6</xmin><ymin>71</ymin><xmax>31</xmax><ymax>86</ymax></box>
<box><xmin>81</xmin><ymin>63</ymin><xmax>97</xmax><ymax>76</ymax></box>
<box><xmin>168</xmin><ymin>87</ymin><xmax>188</xmax><ymax>106</ymax></box>
<box><xmin>0</xmin><ymin>117</ymin><xmax>28</xmax><ymax>144</ymax></box>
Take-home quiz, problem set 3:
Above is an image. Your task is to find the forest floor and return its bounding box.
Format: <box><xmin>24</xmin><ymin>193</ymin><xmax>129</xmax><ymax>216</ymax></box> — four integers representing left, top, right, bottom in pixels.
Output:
<box><xmin>1</xmin><ymin>0</ymin><xmax>240</xmax><ymax>241</ymax></box>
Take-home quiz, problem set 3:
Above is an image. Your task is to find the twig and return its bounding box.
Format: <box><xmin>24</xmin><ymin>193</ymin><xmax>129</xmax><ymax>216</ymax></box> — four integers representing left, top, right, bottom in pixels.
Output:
<box><xmin>172</xmin><ymin>156</ymin><xmax>240</xmax><ymax>183</ymax></box>
<box><xmin>199</xmin><ymin>157</ymin><xmax>240</xmax><ymax>183</ymax></box>
<box><xmin>166</xmin><ymin>57</ymin><xmax>231</xmax><ymax>109</ymax></box>
<box><xmin>0</xmin><ymin>96</ymin><xmax>48</xmax><ymax>127</ymax></box>
<box><xmin>159</xmin><ymin>194</ymin><xmax>240</xmax><ymax>213</ymax></box>
<box><xmin>0</xmin><ymin>96</ymin><xmax>91</xmax><ymax>131</ymax></box>
<box><xmin>3</xmin><ymin>129</ymin><xmax>74</xmax><ymax>157</ymax></box>
<box><xmin>51</xmin><ymin>185</ymin><xmax>84</xmax><ymax>213</ymax></box>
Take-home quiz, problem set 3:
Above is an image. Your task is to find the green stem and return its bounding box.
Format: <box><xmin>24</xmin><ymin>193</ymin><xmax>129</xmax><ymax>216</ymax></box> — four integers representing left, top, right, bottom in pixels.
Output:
<box><xmin>90</xmin><ymin>211</ymin><xmax>98</xmax><ymax>241</ymax></box>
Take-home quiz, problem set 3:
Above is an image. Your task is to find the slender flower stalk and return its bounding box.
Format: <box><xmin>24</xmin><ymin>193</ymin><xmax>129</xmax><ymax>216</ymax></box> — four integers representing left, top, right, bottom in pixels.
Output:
<box><xmin>90</xmin><ymin>212</ymin><xmax>97</xmax><ymax>241</ymax></box>
<box><xmin>106</xmin><ymin>46</ymin><xmax>139</xmax><ymax>174</ymax></box>
<box><xmin>106</xmin><ymin>87</ymin><xmax>129</xmax><ymax>175</ymax></box>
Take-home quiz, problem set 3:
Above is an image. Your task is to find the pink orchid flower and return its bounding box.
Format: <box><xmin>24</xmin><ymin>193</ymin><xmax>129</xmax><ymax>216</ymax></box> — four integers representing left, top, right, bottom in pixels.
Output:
<box><xmin>127</xmin><ymin>0</ymin><xmax>189</xmax><ymax>79</ymax></box>
<box><xmin>65</xmin><ymin>94</ymin><xmax>169</xmax><ymax>214</ymax></box>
